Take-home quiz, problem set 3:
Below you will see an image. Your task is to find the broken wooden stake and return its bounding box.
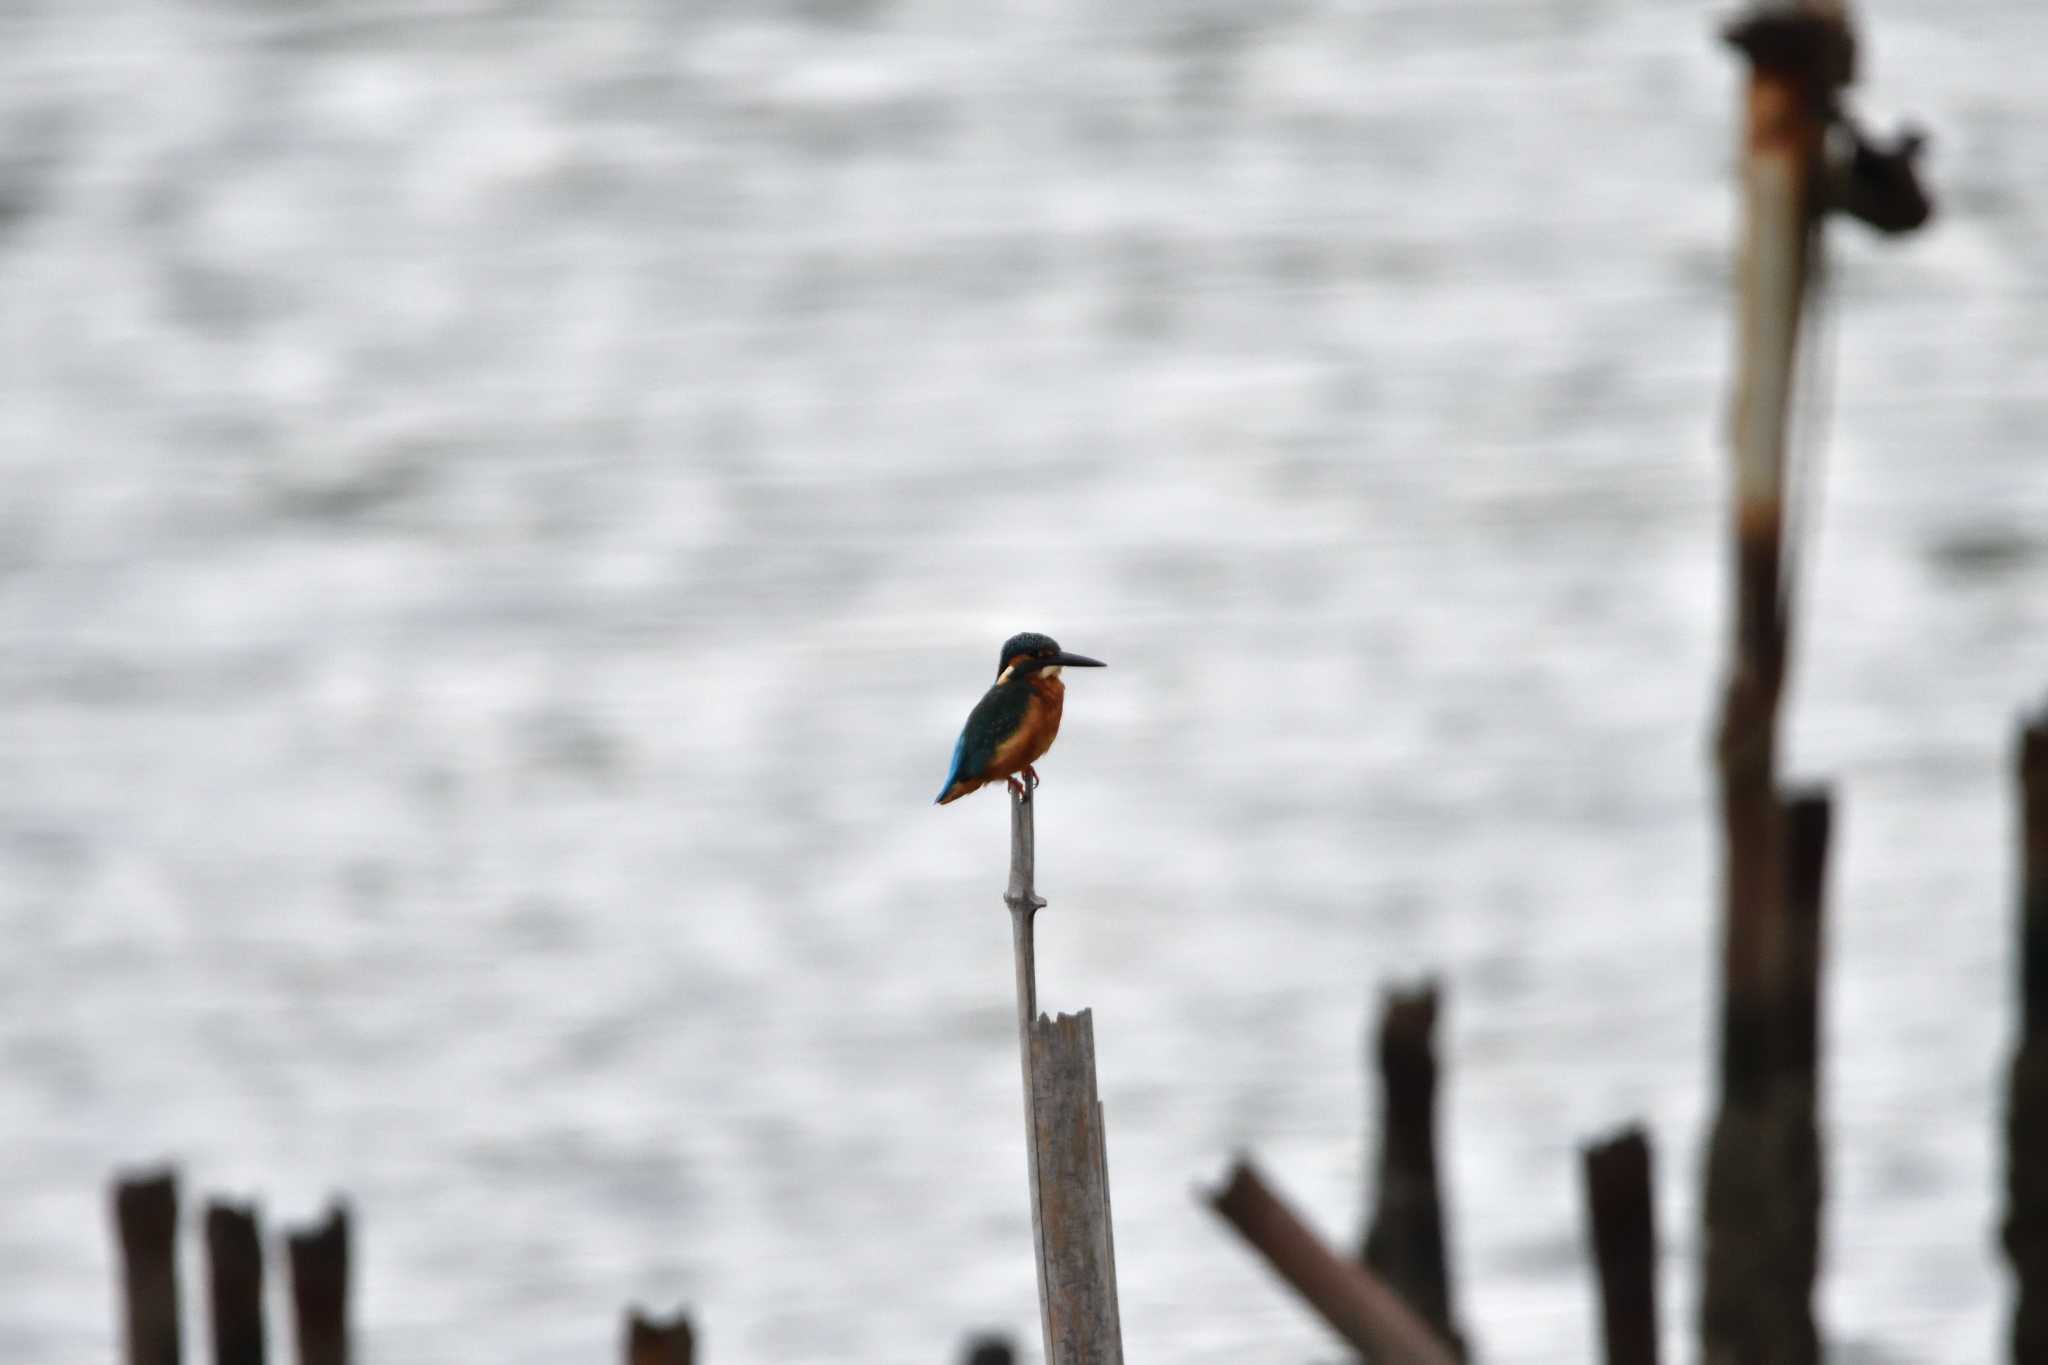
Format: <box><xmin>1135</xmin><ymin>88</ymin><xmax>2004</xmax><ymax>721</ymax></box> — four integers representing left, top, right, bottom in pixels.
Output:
<box><xmin>114</xmin><ymin>1168</ymin><xmax>183</xmax><ymax>1365</ymax></box>
<box><xmin>1361</xmin><ymin>980</ymin><xmax>1463</xmax><ymax>1356</ymax></box>
<box><xmin>1207</xmin><ymin>1158</ymin><xmax>1458</xmax><ymax>1365</ymax></box>
<box><xmin>285</xmin><ymin>1203</ymin><xmax>349</xmax><ymax>1365</ymax></box>
<box><xmin>1582</xmin><ymin>1127</ymin><xmax>1659</xmax><ymax>1365</ymax></box>
<box><xmin>624</xmin><ymin>1307</ymin><xmax>695</xmax><ymax>1365</ymax></box>
<box><xmin>204</xmin><ymin>1200</ymin><xmax>266</xmax><ymax>1365</ymax></box>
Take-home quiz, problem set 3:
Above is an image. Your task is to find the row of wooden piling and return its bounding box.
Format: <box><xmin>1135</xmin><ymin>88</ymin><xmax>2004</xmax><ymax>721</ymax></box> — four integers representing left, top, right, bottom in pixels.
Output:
<box><xmin>112</xmin><ymin>1171</ymin><xmax>346</xmax><ymax>1365</ymax></box>
<box><xmin>95</xmin><ymin>1</ymin><xmax>1999</xmax><ymax>1361</ymax></box>
<box><xmin>1213</xmin><ymin>688</ymin><xmax>2033</xmax><ymax>1362</ymax></box>
<box><xmin>102</xmin><ymin>694</ymin><xmax>2040</xmax><ymax>1365</ymax></box>
<box><xmin>110</xmin><ymin>1167</ymin><xmax>1036</xmax><ymax>1365</ymax></box>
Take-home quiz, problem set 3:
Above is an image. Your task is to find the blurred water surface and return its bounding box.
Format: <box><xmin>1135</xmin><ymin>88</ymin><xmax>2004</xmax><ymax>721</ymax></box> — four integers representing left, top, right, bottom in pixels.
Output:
<box><xmin>3</xmin><ymin>0</ymin><xmax>2045</xmax><ymax>1360</ymax></box>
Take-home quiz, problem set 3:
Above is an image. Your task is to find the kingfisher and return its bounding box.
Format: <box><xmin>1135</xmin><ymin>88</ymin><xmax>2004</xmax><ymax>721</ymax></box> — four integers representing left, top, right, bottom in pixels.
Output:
<box><xmin>935</xmin><ymin>632</ymin><xmax>1106</xmax><ymax>805</ymax></box>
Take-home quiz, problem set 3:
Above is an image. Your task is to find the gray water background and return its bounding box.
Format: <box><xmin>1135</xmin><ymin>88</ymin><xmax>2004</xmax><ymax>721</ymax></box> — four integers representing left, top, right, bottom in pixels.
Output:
<box><xmin>3</xmin><ymin>1</ymin><xmax>2045</xmax><ymax>1360</ymax></box>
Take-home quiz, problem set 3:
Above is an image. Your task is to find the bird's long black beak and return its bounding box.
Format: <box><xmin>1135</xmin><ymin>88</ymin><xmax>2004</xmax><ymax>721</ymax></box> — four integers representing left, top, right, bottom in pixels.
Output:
<box><xmin>1051</xmin><ymin>651</ymin><xmax>1106</xmax><ymax>668</ymax></box>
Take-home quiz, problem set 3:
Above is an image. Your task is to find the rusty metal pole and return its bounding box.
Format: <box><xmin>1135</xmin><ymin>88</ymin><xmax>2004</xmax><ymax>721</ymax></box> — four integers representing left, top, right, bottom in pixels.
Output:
<box><xmin>114</xmin><ymin>1168</ymin><xmax>183</xmax><ymax>1365</ymax></box>
<box><xmin>2005</xmin><ymin>711</ymin><xmax>2048</xmax><ymax>1361</ymax></box>
<box><xmin>1777</xmin><ymin>785</ymin><xmax>1833</xmax><ymax>1364</ymax></box>
<box><xmin>1701</xmin><ymin>8</ymin><xmax>1849</xmax><ymax>1363</ymax></box>
<box><xmin>1361</xmin><ymin>982</ymin><xmax>1463</xmax><ymax>1357</ymax></box>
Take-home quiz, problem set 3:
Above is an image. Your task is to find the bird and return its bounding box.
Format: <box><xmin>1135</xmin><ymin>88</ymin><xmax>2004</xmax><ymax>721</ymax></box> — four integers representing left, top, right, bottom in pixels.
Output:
<box><xmin>935</xmin><ymin>632</ymin><xmax>1106</xmax><ymax>805</ymax></box>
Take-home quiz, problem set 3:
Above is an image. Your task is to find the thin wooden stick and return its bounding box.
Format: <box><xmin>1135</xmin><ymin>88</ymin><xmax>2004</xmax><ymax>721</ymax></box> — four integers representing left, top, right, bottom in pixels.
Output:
<box><xmin>1582</xmin><ymin>1127</ymin><xmax>1659</xmax><ymax>1365</ymax></box>
<box><xmin>624</xmin><ymin>1307</ymin><xmax>695</xmax><ymax>1365</ymax></box>
<box><xmin>285</xmin><ymin>1203</ymin><xmax>349</xmax><ymax>1365</ymax></box>
<box><xmin>1206</xmin><ymin>1158</ymin><xmax>1458</xmax><ymax>1365</ymax></box>
<box><xmin>2005</xmin><ymin>710</ymin><xmax>2048</xmax><ymax>1361</ymax></box>
<box><xmin>1362</xmin><ymin>981</ymin><xmax>1463</xmax><ymax>1356</ymax></box>
<box><xmin>114</xmin><ymin>1168</ymin><xmax>182</xmax><ymax>1365</ymax></box>
<box><xmin>205</xmin><ymin>1200</ymin><xmax>266</xmax><ymax>1365</ymax></box>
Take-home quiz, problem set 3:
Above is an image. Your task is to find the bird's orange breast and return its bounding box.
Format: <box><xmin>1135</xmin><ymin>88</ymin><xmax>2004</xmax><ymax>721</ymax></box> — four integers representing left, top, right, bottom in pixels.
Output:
<box><xmin>985</xmin><ymin>674</ymin><xmax>1065</xmax><ymax>778</ymax></box>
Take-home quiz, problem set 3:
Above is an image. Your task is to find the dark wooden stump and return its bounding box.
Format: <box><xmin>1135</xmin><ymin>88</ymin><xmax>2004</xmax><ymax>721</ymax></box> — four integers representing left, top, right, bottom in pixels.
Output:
<box><xmin>624</xmin><ymin>1307</ymin><xmax>695</xmax><ymax>1365</ymax></box>
<box><xmin>1583</xmin><ymin>1127</ymin><xmax>1659</xmax><ymax>1365</ymax></box>
<box><xmin>1361</xmin><ymin>981</ymin><xmax>1463</xmax><ymax>1357</ymax></box>
<box><xmin>285</xmin><ymin>1204</ymin><xmax>349</xmax><ymax>1365</ymax></box>
<box><xmin>2006</xmin><ymin>714</ymin><xmax>2048</xmax><ymax>1361</ymax></box>
<box><xmin>114</xmin><ymin>1168</ymin><xmax>182</xmax><ymax>1365</ymax></box>
<box><xmin>204</xmin><ymin>1200</ymin><xmax>266</xmax><ymax>1365</ymax></box>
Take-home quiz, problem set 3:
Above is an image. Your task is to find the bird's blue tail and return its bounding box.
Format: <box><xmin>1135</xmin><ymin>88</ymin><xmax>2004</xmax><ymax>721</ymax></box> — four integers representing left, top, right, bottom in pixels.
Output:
<box><xmin>934</xmin><ymin>733</ymin><xmax>967</xmax><ymax>804</ymax></box>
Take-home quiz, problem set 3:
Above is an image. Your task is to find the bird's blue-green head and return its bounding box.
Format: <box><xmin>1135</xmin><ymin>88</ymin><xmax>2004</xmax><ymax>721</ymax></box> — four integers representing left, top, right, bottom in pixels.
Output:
<box><xmin>997</xmin><ymin>632</ymin><xmax>1106</xmax><ymax>681</ymax></box>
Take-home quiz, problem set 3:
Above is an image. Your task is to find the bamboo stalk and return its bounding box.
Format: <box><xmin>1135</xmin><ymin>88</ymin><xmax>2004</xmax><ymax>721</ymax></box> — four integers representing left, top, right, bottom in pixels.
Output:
<box><xmin>624</xmin><ymin>1307</ymin><xmax>695</xmax><ymax>1365</ymax></box>
<box><xmin>284</xmin><ymin>1203</ymin><xmax>349</xmax><ymax>1365</ymax></box>
<box><xmin>204</xmin><ymin>1200</ymin><xmax>266</xmax><ymax>1365</ymax></box>
<box><xmin>2005</xmin><ymin>711</ymin><xmax>2048</xmax><ymax>1361</ymax></box>
<box><xmin>114</xmin><ymin>1168</ymin><xmax>183</xmax><ymax>1365</ymax></box>
<box><xmin>1361</xmin><ymin>981</ymin><xmax>1463</xmax><ymax>1356</ymax></box>
<box><xmin>1005</xmin><ymin>784</ymin><xmax>1123</xmax><ymax>1365</ymax></box>
<box><xmin>1582</xmin><ymin>1127</ymin><xmax>1659</xmax><ymax>1365</ymax></box>
<box><xmin>1207</xmin><ymin>1159</ymin><xmax>1458</xmax><ymax>1365</ymax></box>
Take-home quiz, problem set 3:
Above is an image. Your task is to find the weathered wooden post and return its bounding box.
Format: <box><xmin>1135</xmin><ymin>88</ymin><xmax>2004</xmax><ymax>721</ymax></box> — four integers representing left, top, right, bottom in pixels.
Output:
<box><xmin>623</xmin><ymin>1307</ymin><xmax>695</xmax><ymax>1365</ymax></box>
<box><xmin>204</xmin><ymin>1200</ymin><xmax>266</xmax><ymax>1365</ymax></box>
<box><xmin>1207</xmin><ymin>1158</ymin><xmax>1458</xmax><ymax>1365</ymax></box>
<box><xmin>114</xmin><ymin>1168</ymin><xmax>183</xmax><ymax>1365</ymax></box>
<box><xmin>1004</xmin><ymin>783</ymin><xmax>1123</xmax><ymax>1365</ymax></box>
<box><xmin>2005</xmin><ymin>709</ymin><xmax>2048</xmax><ymax>1361</ymax></box>
<box><xmin>285</xmin><ymin>1203</ymin><xmax>349</xmax><ymax>1365</ymax></box>
<box><xmin>1582</xmin><ymin>1127</ymin><xmax>1659</xmax><ymax>1365</ymax></box>
<box><xmin>1360</xmin><ymin>981</ymin><xmax>1463</xmax><ymax>1357</ymax></box>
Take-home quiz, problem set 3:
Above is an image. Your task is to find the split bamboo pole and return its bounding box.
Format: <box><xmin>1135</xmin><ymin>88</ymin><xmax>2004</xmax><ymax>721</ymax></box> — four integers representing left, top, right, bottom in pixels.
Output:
<box><xmin>1005</xmin><ymin>784</ymin><xmax>1123</xmax><ymax>1365</ymax></box>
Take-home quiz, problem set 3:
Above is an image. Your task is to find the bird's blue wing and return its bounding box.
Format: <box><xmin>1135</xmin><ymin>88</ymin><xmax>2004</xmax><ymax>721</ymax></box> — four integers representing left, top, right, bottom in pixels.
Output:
<box><xmin>936</xmin><ymin>682</ymin><xmax>1031</xmax><ymax>803</ymax></box>
<box><xmin>935</xmin><ymin>731</ymin><xmax>968</xmax><ymax>803</ymax></box>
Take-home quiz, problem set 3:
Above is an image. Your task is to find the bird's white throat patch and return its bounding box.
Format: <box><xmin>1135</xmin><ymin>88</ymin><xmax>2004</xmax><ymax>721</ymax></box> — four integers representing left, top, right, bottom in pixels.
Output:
<box><xmin>997</xmin><ymin>662</ymin><xmax>1059</xmax><ymax>686</ymax></box>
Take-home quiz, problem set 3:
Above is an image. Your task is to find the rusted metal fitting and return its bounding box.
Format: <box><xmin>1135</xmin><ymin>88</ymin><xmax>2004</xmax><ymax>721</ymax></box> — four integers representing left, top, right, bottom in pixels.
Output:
<box><xmin>1722</xmin><ymin>9</ymin><xmax>1857</xmax><ymax>91</ymax></box>
<box><xmin>1825</xmin><ymin>118</ymin><xmax>1935</xmax><ymax>233</ymax></box>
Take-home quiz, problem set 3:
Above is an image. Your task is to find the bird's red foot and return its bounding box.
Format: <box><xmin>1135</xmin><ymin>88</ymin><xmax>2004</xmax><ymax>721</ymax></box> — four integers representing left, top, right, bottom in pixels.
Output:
<box><xmin>1021</xmin><ymin>765</ymin><xmax>1040</xmax><ymax>792</ymax></box>
<box><xmin>1005</xmin><ymin>774</ymin><xmax>1027</xmax><ymax>797</ymax></box>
